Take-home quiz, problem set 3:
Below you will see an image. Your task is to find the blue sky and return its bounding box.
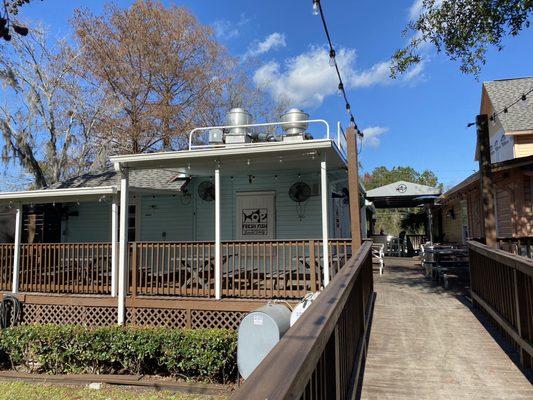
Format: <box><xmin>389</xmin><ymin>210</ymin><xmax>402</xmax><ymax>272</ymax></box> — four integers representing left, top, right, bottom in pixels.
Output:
<box><xmin>9</xmin><ymin>0</ymin><xmax>533</xmax><ymax>188</ymax></box>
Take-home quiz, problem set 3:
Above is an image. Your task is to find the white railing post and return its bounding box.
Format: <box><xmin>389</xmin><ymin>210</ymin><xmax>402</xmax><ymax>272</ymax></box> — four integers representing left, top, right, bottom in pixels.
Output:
<box><xmin>214</xmin><ymin>168</ymin><xmax>221</xmax><ymax>299</ymax></box>
<box><xmin>111</xmin><ymin>195</ymin><xmax>119</xmax><ymax>297</ymax></box>
<box><xmin>11</xmin><ymin>204</ymin><xmax>22</xmax><ymax>294</ymax></box>
<box><xmin>321</xmin><ymin>159</ymin><xmax>330</xmax><ymax>286</ymax></box>
<box><xmin>117</xmin><ymin>168</ymin><xmax>129</xmax><ymax>324</ymax></box>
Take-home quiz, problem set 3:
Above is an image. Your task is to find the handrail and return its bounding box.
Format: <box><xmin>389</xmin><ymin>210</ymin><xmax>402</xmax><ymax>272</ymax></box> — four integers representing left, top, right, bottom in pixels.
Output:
<box><xmin>468</xmin><ymin>240</ymin><xmax>533</xmax><ymax>368</ymax></box>
<box><xmin>188</xmin><ymin>119</ymin><xmax>330</xmax><ymax>150</ymax></box>
<box><xmin>232</xmin><ymin>241</ymin><xmax>373</xmax><ymax>399</ymax></box>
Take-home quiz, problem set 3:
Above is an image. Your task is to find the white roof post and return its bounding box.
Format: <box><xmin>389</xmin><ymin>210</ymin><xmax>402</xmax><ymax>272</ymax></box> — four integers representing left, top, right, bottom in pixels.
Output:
<box><xmin>11</xmin><ymin>204</ymin><xmax>22</xmax><ymax>294</ymax></box>
<box><xmin>214</xmin><ymin>167</ymin><xmax>221</xmax><ymax>300</ymax></box>
<box><xmin>321</xmin><ymin>158</ymin><xmax>330</xmax><ymax>286</ymax></box>
<box><xmin>111</xmin><ymin>195</ymin><xmax>119</xmax><ymax>297</ymax></box>
<box><xmin>117</xmin><ymin>167</ymin><xmax>129</xmax><ymax>324</ymax></box>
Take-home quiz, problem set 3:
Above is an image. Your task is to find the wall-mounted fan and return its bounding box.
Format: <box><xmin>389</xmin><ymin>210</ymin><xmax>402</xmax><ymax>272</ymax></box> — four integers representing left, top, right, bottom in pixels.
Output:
<box><xmin>332</xmin><ymin>187</ymin><xmax>350</xmax><ymax>205</ymax></box>
<box><xmin>289</xmin><ymin>182</ymin><xmax>311</xmax><ymax>203</ymax></box>
<box><xmin>198</xmin><ymin>181</ymin><xmax>215</xmax><ymax>202</ymax></box>
<box><xmin>289</xmin><ymin>182</ymin><xmax>311</xmax><ymax>221</ymax></box>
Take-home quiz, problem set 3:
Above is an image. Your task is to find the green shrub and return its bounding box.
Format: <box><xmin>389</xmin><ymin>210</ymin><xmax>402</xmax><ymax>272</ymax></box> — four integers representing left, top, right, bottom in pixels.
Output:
<box><xmin>0</xmin><ymin>324</ymin><xmax>237</xmax><ymax>383</ymax></box>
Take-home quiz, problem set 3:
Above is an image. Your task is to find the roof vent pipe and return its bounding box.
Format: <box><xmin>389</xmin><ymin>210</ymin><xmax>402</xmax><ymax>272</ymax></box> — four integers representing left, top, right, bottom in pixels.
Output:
<box><xmin>226</xmin><ymin>108</ymin><xmax>252</xmax><ymax>136</ymax></box>
<box><xmin>280</xmin><ymin>108</ymin><xmax>309</xmax><ymax>141</ymax></box>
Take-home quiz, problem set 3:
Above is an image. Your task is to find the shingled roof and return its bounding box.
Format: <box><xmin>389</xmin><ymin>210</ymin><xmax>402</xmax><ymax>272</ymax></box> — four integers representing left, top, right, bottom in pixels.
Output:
<box><xmin>47</xmin><ymin>169</ymin><xmax>186</xmax><ymax>191</ymax></box>
<box><xmin>484</xmin><ymin>77</ymin><xmax>533</xmax><ymax>132</ymax></box>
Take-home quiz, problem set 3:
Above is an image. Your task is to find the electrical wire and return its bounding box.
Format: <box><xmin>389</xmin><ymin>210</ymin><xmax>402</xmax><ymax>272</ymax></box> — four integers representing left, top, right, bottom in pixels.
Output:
<box><xmin>313</xmin><ymin>0</ymin><xmax>364</xmax><ymax>139</ymax></box>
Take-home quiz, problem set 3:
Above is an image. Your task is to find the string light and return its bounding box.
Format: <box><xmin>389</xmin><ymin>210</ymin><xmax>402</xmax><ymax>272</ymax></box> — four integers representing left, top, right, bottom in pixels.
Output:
<box><xmin>467</xmin><ymin>86</ymin><xmax>533</xmax><ymax>128</ymax></box>
<box><xmin>488</xmin><ymin>86</ymin><xmax>533</xmax><ymax>121</ymax></box>
<box><xmin>312</xmin><ymin>0</ymin><xmax>363</xmax><ymax>138</ymax></box>
<box><xmin>312</xmin><ymin>0</ymin><xmax>320</xmax><ymax>16</ymax></box>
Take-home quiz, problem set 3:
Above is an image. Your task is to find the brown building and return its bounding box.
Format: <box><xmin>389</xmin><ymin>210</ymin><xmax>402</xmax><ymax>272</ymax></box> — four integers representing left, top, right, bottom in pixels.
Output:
<box><xmin>437</xmin><ymin>77</ymin><xmax>533</xmax><ymax>243</ymax></box>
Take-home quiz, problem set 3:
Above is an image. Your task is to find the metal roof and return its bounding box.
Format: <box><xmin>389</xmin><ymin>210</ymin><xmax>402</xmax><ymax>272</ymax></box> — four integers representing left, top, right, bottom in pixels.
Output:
<box><xmin>365</xmin><ymin>181</ymin><xmax>442</xmax><ymax>208</ymax></box>
<box><xmin>484</xmin><ymin>77</ymin><xmax>533</xmax><ymax>132</ymax></box>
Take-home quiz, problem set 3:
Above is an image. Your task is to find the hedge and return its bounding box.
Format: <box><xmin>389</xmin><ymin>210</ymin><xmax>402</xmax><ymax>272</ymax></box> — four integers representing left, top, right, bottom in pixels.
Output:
<box><xmin>0</xmin><ymin>324</ymin><xmax>237</xmax><ymax>383</ymax></box>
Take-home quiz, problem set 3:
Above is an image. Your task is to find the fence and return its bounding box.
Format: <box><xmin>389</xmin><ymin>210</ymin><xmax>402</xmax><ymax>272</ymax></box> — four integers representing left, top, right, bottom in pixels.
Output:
<box><xmin>468</xmin><ymin>240</ymin><xmax>533</xmax><ymax>369</ymax></box>
<box><xmin>232</xmin><ymin>241</ymin><xmax>374</xmax><ymax>399</ymax></box>
<box><xmin>18</xmin><ymin>243</ymin><xmax>112</xmax><ymax>295</ymax></box>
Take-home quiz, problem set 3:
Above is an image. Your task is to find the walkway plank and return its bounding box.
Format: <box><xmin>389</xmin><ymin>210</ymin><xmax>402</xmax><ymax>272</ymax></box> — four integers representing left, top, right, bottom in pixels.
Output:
<box><xmin>361</xmin><ymin>258</ymin><xmax>532</xmax><ymax>400</ymax></box>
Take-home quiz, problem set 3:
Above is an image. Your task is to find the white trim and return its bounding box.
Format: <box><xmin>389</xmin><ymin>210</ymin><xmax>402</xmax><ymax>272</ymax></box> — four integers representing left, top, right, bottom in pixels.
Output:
<box><xmin>0</xmin><ymin>186</ymin><xmax>117</xmax><ymax>202</ymax></box>
<box><xmin>11</xmin><ymin>205</ymin><xmax>22</xmax><ymax>294</ymax></box>
<box><xmin>117</xmin><ymin>170</ymin><xmax>129</xmax><ymax>324</ymax></box>
<box><xmin>111</xmin><ymin>140</ymin><xmax>336</xmax><ymax>166</ymax></box>
<box><xmin>321</xmin><ymin>159</ymin><xmax>330</xmax><ymax>287</ymax></box>
<box><xmin>214</xmin><ymin>169</ymin><xmax>221</xmax><ymax>300</ymax></box>
<box><xmin>111</xmin><ymin>196</ymin><xmax>119</xmax><ymax>297</ymax></box>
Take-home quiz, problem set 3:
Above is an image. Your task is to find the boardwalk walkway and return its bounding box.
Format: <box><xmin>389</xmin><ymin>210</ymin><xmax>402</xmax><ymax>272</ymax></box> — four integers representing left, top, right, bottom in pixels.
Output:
<box><xmin>361</xmin><ymin>257</ymin><xmax>533</xmax><ymax>399</ymax></box>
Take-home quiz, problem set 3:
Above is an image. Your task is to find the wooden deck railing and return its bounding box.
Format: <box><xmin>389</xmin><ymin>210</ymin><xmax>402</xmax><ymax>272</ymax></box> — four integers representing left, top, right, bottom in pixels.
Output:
<box><xmin>221</xmin><ymin>240</ymin><xmax>326</xmax><ymax>299</ymax></box>
<box><xmin>8</xmin><ymin>239</ymin><xmax>352</xmax><ymax>299</ymax></box>
<box><xmin>129</xmin><ymin>241</ymin><xmax>216</xmax><ymax>297</ymax></box>
<box><xmin>232</xmin><ymin>241</ymin><xmax>374</xmax><ymax>400</ymax></box>
<box><xmin>497</xmin><ymin>236</ymin><xmax>533</xmax><ymax>259</ymax></box>
<box><xmin>468</xmin><ymin>240</ymin><xmax>533</xmax><ymax>369</ymax></box>
<box><xmin>18</xmin><ymin>243</ymin><xmax>112</xmax><ymax>294</ymax></box>
<box><xmin>0</xmin><ymin>244</ymin><xmax>14</xmax><ymax>292</ymax></box>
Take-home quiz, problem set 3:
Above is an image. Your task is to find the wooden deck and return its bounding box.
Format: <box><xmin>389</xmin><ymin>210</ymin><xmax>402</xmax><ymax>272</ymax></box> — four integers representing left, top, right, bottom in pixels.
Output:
<box><xmin>361</xmin><ymin>257</ymin><xmax>533</xmax><ymax>399</ymax></box>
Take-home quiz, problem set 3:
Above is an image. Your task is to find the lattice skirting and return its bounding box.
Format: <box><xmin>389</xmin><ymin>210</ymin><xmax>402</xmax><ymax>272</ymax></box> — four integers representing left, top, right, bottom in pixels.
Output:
<box><xmin>22</xmin><ymin>303</ymin><xmax>117</xmax><ymax>326</ymax></box>
<box><xmin>14</xmin><ymin>299</ymin><xmax>252</xmax><ymax>330</ymax></box>
<box><xmin>125</xmin><ymin>307</ymin><xmax>247</xmax><ymax>330</ymax></box>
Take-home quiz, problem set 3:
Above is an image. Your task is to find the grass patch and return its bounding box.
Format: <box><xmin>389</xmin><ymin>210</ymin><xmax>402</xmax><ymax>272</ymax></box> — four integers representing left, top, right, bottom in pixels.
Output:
<box><xmin>0</xmin><ymin>381</ymin><xmax>226</xmax><ymax>400</ymax></box>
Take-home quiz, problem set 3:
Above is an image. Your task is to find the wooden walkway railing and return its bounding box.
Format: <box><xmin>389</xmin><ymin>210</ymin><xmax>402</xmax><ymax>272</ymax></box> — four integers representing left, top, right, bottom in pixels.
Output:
<box><xmin>0</xmin><ymin>244</ymin><xmax>14</xmax><ymax>292</ymax></box>
<box><xmin>468</xmin><ymin>240</ymin><xmax>533</xmax><ymax>369</ymax></box>
<box><xmin>18</xmin><ymin>243</ymin><xmax>112</xmax><ymax>294</ymax></box>
<box><xmin>232</xmin><ymin>241</ymin><xmax>374</xmax><ymax>400</ymax></box>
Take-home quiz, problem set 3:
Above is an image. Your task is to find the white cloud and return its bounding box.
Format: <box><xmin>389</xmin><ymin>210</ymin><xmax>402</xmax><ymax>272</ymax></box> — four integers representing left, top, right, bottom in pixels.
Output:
<box><xmin>253</xmin><ymin>46</ymin><xmax>424</xmax><ymax>108</ymax></box>
<box><xmin>409</xmin><ymin>0</ymin><xmax>424</xmax><ymax>20</ymax></box>
<box><xmin>361</xmin><ymin>126</ymin><xmax>389</xmax><ymax>148</ymax></box>
<box><xmin>409</xmin><ymin>0</ymin><xmax>444</xmax><ymax>20</ymax></box>
<box><xmin>212</xmin><ymin>14</ymin><xmax>251</xmax><ymax>40</ymax></box>
<box><xmin>244</xmin><ymin>32</ymin><xmax>287</xmax><ymax>59</ymax></box>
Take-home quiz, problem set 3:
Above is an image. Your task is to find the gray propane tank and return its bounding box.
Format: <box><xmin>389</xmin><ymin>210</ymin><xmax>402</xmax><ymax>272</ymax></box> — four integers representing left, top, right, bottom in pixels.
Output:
<box><xmin>237</xmin><ymin>303</ymin><xmax>291</xmax><ymax>379</ymax></box>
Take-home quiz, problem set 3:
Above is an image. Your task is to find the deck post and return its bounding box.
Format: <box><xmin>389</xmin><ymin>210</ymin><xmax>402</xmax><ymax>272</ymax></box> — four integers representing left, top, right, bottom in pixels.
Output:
<box><xmin>111</xmin><ymin>196</ymin><xmax>119</xmax><ymax>297</ymax></box>
<box><xmin>477</xmin><ymin>114</ymin><xmax>497</xmax><ymax>247</ymax></box>
<box><xmin>346</xmin><ymin>126</ymin><xmax>362</xmax><ymax>251</ymax></box>
<box><xmin>321</xmin><ymin>158</ymin><xmax>330</xmax><ymax>286</ymax></box>
<box><xmin>117</xmin><ymin>167</ymin><xmax>129</xmax><ymax>324</ymax></box>
<box><xmin>11</xmin><ymin>204</ymin><xmax>22</xmax><ymax>294</ymax></box>
<box><xmin>214</xmin><ymin>168</ymin><xmax>221</xmax><ymax>299</ymax></box>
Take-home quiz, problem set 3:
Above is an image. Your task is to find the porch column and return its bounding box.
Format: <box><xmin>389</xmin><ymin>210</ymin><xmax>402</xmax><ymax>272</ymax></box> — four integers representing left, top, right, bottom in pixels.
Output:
<box><xmin>321</xmin><ymin>158</ymin><xmax>330</xmax><ymax>286</ymax></box>
<box><xmin>214</xmin><ymin>168</ymin><xmax>221</xmax><ymax>299</ymax></box>
<box><xmin>118</xmin><ymin>168</ymin><xmax>129</xmax><ymax>324</ymax></box>
<box><xmin>477</xmin><ymin>114</ymin><xmax>497</xmax><ymax>247</ymax></box>
<box><xmin>11</xmin><ymin>204</ymin><xmax>22</xmax><ymax>294</ymax></box>
<box><xmin>111</xmin><ymin>195</ymin><xmax>119</xmax><ymax>297</ymax></box>
<box><xmin>346</xmin><ymin>126</ymin><xmax>362</xmax><ymax>250</ymax></box>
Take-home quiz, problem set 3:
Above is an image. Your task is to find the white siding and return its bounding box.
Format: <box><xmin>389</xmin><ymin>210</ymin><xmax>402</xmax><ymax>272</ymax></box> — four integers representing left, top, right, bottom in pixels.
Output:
<box><xmin>61</xmin><ymin>201</ymin><xmax>111</xmax><ymax>242</ymax></box>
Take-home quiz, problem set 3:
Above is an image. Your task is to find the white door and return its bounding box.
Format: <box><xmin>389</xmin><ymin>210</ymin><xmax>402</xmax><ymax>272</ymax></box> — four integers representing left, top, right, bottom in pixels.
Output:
<box><xmin>236</xmin><ymin>192</ymin><xmax>276</xmax><ymax>240</ymax></box>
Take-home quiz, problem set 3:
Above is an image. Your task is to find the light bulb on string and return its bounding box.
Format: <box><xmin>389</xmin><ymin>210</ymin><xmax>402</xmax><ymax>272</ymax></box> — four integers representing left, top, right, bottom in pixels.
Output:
<box><xmin>345</xmin><ymin>103</ymin><xmax>351</xmax><ymax>115</ymax></box>
<box><xmin>312</xmin><ymin>0</ymin><xmax>320</xmax><ymax>16</ymax></box>
<box><xmin>329</xmin><ymin>49</ymin><xmax>336</xmax><ymax>67</ymax></box>
<box><xmin>337</xmin><ymin>82</ymin><xmax>344</xmax><ymax>97</ymax></box>
<box><xmin>520</xmin><ymin>93</ymin><xmax>530</xmax><ymax>109</ymax></box>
